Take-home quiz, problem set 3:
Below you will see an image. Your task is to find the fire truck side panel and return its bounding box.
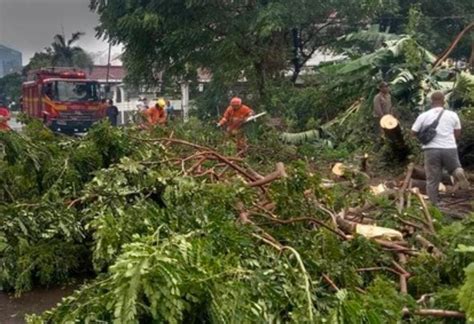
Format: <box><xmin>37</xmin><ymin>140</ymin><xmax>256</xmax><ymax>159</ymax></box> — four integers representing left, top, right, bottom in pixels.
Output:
<box><xmin>22</xmin><ymin>69</ymin><xmax>105</xmax><ymax>133</ymax></box>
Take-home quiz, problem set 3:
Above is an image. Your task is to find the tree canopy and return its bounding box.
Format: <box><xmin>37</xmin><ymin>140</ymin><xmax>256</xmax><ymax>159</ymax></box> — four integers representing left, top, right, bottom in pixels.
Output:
<box><xmin>378</xmin><ymin>0</ymin><xmax>474</xmax><ymax>61</ymax></box>
<box><xmin>90</xmin><ymin>0</ymin><xmax>387</xmax><ymax>95</ymax></box>
<box><xmin>23</xmin><ymin>32</ymin><xmax>94</xmax><ymax>75</ymax></box>
<box><xmin>0</xmin><ymin>73</ymin><xmax>22</xmax><ymax>108</ymax></box>
<box><xmin>90</xmin><ymin>0</ymin><xmax>474</xmax><ymax>98</ymax></box>
<box><xmin>50</xmin><ymin>32</ymin><xmax>94</xmax><ymax>69</ymax></box>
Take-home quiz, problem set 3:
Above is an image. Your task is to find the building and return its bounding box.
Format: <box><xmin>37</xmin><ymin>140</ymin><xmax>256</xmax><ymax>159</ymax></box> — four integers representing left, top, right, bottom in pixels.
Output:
<box><xmin>86</xmin><ymin>65</ymin><xmax>185</xmax><ymax>124</ymax></box>
<box><xmin>85</xmin><ymin>64</ymin><xmax>220</xmax><ymax>124</ymax></box>
<box><xmin>0</xmin><ymin>44</ymin><xmax>22</xmax><ymax>77</ymax></box>
<box><xmin>86</xmin><ymin>65</ymin><xmax>135</xmax><ymax>124</ymax></box>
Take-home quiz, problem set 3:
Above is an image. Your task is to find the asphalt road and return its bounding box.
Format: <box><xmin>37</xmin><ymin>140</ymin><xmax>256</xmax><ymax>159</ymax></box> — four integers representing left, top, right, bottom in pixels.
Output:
<box><xmin>0</xmin><ymin>286</ymin><xmax>76</xmax><ymax>323</ymax></box>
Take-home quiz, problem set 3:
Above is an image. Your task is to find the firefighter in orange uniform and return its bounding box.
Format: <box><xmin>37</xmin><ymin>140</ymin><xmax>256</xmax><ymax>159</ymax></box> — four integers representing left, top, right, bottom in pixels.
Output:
<box><xmin>142</xmin><ymin>99</ymin><xmax>167</xmax><ymax>129</ymax></box>
<box><xmin>217</xmin><ymin>97</ymin><xmax>254</xmax><ymax>153</ymax></box>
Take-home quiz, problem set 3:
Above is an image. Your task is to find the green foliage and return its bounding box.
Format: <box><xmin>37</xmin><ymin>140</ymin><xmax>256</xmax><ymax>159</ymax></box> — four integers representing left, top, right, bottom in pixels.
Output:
<box><xmin>0</xmin><ymin>203</ymin><xmax>89</xmax><ymax>292</ymax></box>
<box><xmin>280</xmin><ymin>129</ymin><xmax>320</xmax><ymax>144</ymax></box>
<box><xmin>0</xmin><ymin>118</ymin><xmax>471</xmax><ymax>323</ymax></box>
<box><xmin>336</xmin><ymin>25</ymin><xmax>402</xmax><ymax>56</ymax></box>
<box><xmin>0</xmin><ymin>123</ymin><xmax>137</xmax><ymax>292</ymax></box>
<box><xmin>330</xmin><ymin>278</ymin><xmax>411</xmax><ymax>323</ymax></box>
<box><xmin>90</xmin><ymin>0</ymin><xmax>388</xmax><ymax>93</ymax></box>
<box><xmin>50</xmin><ymin>32</ymin><xmax>94</xmax><ymax>69</ymax></box>
<box><xmin>458</xmin><ymin>109</ymin><xmax>474</xmax><ymax>166</ymax></box>
<box><xmin>458</xmin><ymin>262</ymin><xmax>474</xmax><ymax>321</ymax></box>
<box><xmin>23</xmin><ymin>52</ymin><xmax>53</xmax><ymax>76</ymax></box>
<box><xmin>377</xmin><ymin>0</ymin><xmax>474</xmax><ymax>59</ymax></box>
<box><xmin>22</xmin><ymin>32</ymin><xmax>93</xmax><ymax>75</ymax></box>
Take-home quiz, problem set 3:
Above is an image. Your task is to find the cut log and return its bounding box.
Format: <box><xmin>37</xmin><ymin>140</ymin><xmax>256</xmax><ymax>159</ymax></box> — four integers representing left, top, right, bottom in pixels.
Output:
<box><xmin>410</xmin><ymin>179</ymin><xmax>447</xmax><ymax>194</ymax></box>
<box><xmin>356</xmin><ymin>224</ymin><xmax>403</xmax><ymax>241</ymax></box>
<box><xmin>380</xmin><ymin>114</ymin><xmax>399</xmax><ymax>131</ymax></box>
<box><xmin>360</xmin><ymin>153</ymin><xmax>369</xmax><ymax>172</ymax></box>
<box><xmin>331</xmin><ymin>163</ymin><xmax>370</xmax><ymax>180</ymax></box>
<box><xmin>403</xmin><ymin>308</ymin><xmax>465</xmax><ymax>318</ymax></box>
<box><xmin>332</xmin><ymin>163</ymin><xmax>346</xmax><ymax>177</ymax></box>
<box><xmin>370</xmin><ymin>183</ymin><xmax>397</xmax><ymax>198</ymax></box>
<box><xmin>380</xmin><ymin>114</ymin><xmax>409</xmax><ymax>160</ymax></box>
<box><xmin>415</xmin><ymin>235</ymin><xmax>444</xmax><ymax>258</ymax></box>
<box><xmin>335</xmin><ymin>215</ymin><xmax>357</xmax><ymax>234</ymax></box>
<box><xmin>411</xmin><ymin>165</ymin><xmax>453</xmax><ymax>185</ymax></box>
<box><xmin>370</xmin><ymin>183</ymin><xmax>388</xmax><ymax>196</ymax></box>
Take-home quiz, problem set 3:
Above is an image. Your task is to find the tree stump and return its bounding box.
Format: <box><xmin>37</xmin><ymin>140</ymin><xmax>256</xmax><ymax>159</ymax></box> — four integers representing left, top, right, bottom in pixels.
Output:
<box><xmin>380</xmin><ymin>114</ymin><xmax>409</xmax><ymax>160</ymax></box>
<box><xmin>332</xmin><ymin>163</ymin><xmax>346</xmax><ymax>177</ymax></box>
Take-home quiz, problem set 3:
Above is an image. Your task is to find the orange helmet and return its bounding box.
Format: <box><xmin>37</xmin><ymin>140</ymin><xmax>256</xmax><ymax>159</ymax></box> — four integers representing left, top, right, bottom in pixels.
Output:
<box><xmin>230</xmin><ymin>97</ymin><xmax>242</xmax><ymax>106</ymax></box>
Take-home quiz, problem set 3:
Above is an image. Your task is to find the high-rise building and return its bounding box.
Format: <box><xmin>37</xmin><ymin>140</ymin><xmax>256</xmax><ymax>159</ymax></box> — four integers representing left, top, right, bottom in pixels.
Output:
<box><xmin>0</xmin><ymin>44</ymin><xmax>22</xmax><ymax>77</ymax></box>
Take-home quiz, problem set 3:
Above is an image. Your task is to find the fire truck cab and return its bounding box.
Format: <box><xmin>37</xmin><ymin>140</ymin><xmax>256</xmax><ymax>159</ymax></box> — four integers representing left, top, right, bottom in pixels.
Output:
<box><xmin>22</xmin><ymin>68</ymin><xmax>106</xmax><ymax>133</ymax></box>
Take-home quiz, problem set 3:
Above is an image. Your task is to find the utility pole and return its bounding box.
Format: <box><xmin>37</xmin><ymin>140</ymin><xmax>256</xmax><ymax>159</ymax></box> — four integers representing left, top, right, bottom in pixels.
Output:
<box><xmin>180</xmin><ymin>81</ymin><xmax>190</xmax><ymax>122</ymax></box>
<box><xmin>105</xmin><ymin>42</ymin><xmax>112</xmax><ymax>98</ymax></box>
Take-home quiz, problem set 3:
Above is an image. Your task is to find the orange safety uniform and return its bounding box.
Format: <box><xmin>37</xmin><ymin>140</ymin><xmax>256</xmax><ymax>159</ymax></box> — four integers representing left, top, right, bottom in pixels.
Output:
<box><xmin>143</xmin><ymin>106</ymin><xmax>167</xmax><ymax>127</ymax></box>
<box><xmin>218</xmin><ymin>105</ymin><xmax>254</xmax><ymax>132</ymax></box>
<box><xmin>0</xmin><ymin>107</ymin><xmax>11</xmax><ymax>132</ymax></box>
<box><xmin>218</xmin><ymin>104</ymin><xmax>254</xmax><ymax>152</ymax></box>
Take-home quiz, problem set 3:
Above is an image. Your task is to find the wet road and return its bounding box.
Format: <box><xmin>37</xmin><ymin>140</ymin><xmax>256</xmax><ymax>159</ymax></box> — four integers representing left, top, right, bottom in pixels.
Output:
<box><xmin>0</xmin><ymin>286</ymin><xmax>76</xmax><ymax>323</ymax></box>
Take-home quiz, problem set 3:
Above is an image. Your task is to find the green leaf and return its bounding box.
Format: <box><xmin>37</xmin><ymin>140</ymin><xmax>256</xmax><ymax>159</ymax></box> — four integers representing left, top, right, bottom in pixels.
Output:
<box><xmin>458</xmin><ymin>263</ymin><xmax>474</xmax><ymax>321</ymax></box>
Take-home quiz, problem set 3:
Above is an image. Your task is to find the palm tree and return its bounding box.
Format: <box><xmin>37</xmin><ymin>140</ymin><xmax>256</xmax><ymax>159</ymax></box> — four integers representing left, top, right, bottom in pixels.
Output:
<box><xmin>51</xmin><ymin>32</ymin><xmax>94</xmax><ymax>70</ymax></box>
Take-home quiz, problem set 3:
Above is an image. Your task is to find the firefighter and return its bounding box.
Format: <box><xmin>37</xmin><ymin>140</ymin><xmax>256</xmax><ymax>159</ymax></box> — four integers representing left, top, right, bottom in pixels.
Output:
<box><xmin>217</xmin><ymin>97</ymin><xmax>254</xmax><ymax>153</ymax></box>
<box><xmin>142</xmin><ymin>98</ymin><xmax>167</xmax><ymax>128</ymax></box>
<box><xmin>0</xmin><ymin>101</ymin><xmax>11</xmax><ymax>132</ymax></box>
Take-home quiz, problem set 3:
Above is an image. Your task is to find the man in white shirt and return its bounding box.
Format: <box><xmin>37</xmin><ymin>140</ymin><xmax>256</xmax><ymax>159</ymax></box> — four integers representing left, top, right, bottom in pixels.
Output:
<box><xmin>134</xmin><ymin>97</ymin><xmax>148</xmax><ymax>123</ymax></box>
<box><xmin>411</xmin><ymin>91</ymin><xmax>469</xmax><ymax>205</ymax></box>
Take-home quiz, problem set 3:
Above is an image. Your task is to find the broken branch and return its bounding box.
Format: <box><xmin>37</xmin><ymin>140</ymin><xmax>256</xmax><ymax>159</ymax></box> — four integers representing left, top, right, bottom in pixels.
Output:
<box><xmin>248</xmin><ymin>162</ymin><xmax>287</xmax><ymax>187</ymax></box>
<box><xmin>415</xmin><ymin>235</ymin><xmax>444</xmax><ymax>258</ymax></box>
<box><xmin>398</xmin><ymin>162</ymin><xmax>415</xmax><ymax>212</ymax></box>
<box><xmin>412</xmin><ymin>188</ymin><xmax>436</xmax><ymax>234</ymax></box>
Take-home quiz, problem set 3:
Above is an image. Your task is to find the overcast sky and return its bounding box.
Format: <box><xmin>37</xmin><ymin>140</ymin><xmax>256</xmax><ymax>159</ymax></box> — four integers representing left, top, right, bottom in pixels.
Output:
<box><xmin>0</xmin><ymin>0</ymin><xmax>120</xmax><ymax>65</ymax></box>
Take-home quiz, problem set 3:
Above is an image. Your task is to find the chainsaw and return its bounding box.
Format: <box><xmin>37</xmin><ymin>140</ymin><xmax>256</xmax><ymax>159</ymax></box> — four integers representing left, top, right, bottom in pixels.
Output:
<box><xmin>244</xmin><ymin>111</ymin><xmax>267</xmax><ymax>123</ymax></box>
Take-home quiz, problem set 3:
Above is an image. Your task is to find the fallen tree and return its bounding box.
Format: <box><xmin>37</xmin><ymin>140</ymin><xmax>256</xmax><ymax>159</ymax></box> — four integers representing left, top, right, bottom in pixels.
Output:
<box><xmin>1</xmin><ymin>122</ymin><xmax>472</xmax><ymax>323</ymax></box>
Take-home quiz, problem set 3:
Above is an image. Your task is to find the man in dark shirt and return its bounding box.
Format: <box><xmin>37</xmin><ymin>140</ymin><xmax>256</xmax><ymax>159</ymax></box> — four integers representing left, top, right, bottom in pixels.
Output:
<box><xmin>106</xmin><ymin>99</ymin><xmax>119</xmax><ymax>126</ymax></box>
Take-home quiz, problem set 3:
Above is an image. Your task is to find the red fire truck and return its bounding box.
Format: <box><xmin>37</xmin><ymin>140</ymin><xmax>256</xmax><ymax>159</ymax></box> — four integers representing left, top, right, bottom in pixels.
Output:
<box><xmin>22</xmin><ymin>68</ymin><xmax>106</xmax><ymax>133</ymax></box>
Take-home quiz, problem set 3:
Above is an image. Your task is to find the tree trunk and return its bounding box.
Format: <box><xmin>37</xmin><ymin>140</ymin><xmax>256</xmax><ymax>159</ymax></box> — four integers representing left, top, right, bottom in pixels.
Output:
<box><xmin>253</xmin><ymin>61</ymin><xmax>267</xmax><ymax>99</ymax></box>
<box><xmin>290</xmin><ymin>28</ymin><xmax>301</xmax><ymax>84</ymax></box>
<box><xmin>411</xmin><ymin>165</ymin><xmax>453</xmax><ymax>185</ymax></box>
<box><xmin>470</xmin><ymin>41</ymin><xmax>474</xmax><ymax>71</ymax></box>
<box><xmin>410</xmin><ymin>179</ymin><xmax>447</xmax><ymax>195</ymax></box>
<box><xmin>380</xmin><ymin>114</ymin><xmax>409</xmax><ymax>160</ymax></box>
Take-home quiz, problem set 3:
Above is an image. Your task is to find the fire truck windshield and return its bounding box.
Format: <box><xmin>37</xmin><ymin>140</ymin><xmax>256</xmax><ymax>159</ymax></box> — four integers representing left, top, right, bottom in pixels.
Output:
<box><xmin>44</xmin><ymin>81</ymin><xmax>99</xmax><ymax>102</ymax></box>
